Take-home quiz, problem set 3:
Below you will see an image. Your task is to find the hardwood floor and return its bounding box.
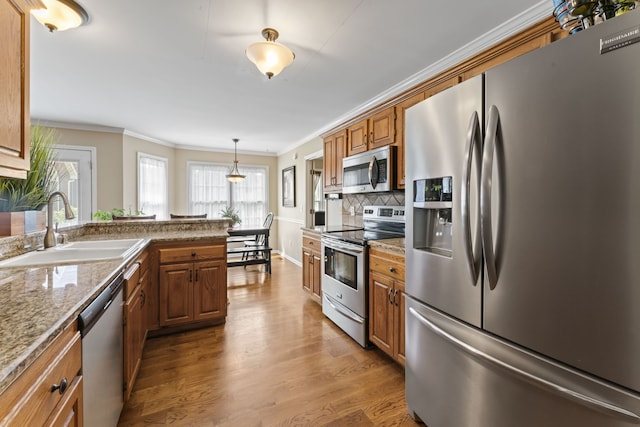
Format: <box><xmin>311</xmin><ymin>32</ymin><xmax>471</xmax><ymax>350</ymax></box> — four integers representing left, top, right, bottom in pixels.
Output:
<box><xmin>118</xmin><ymin>255</ymin><xmax>420</xmax><ymax>426</ymax></box>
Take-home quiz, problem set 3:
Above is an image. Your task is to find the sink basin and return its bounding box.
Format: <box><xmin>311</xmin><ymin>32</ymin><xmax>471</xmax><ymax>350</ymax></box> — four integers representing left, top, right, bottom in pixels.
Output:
<box><xmin>0</xmin><ymin>238</ymin><xmax>145</xmax><ymax>269</ymax></box>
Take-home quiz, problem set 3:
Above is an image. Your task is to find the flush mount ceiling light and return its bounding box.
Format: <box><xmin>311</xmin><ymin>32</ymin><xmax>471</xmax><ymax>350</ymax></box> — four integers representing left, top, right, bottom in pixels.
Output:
<box><xmin>31</xmin><ymin>0</ymin><xmax>89</xmax><ymax>32</ymax></box>
<box><xmin>245</xmin><ymin>28</ymin><xmax>295</xmax><ymax>79</ymax></box>
<box><xmin>226</xmin><ymin>138</ymin><xmax>246</xmax><ymax>183</ymax></box>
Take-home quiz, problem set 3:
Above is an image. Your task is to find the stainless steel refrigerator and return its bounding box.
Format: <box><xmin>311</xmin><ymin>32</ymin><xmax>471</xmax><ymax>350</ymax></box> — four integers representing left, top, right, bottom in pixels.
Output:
<box><xmin>405</xmin><ymin>9</ymin><xmax>640</xmax><ymax>427</ymax></box>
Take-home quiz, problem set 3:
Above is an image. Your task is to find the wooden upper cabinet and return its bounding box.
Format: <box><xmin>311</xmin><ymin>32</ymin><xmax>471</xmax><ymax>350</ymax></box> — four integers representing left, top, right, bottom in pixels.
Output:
<box><xmin>323</xmin><ymin>129</ymin><xmax>346</xmax><ymax>193</ymax></box>
<box><xmin>0</xmin><ymin>0</ymin><xmax>36</xmax><ymax>178</ymax></box>
<box><xmin>368</xmin><ymin>106</ymin><xmax>396</xmax><ymax>150</ymax></box>
<box><xmin>347</xmin><ymin>118</ymin><xmax>368</xmax><ymax>156</ymax></box>
<box><xmin>395</xmin><ymin>92</ymin><xmax>426</xmax><ymax>189</ymax></box>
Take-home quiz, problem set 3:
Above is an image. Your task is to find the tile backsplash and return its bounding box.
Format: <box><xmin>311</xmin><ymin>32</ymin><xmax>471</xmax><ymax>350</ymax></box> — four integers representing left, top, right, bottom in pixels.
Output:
<box><xmin>342</xmin><ymin>191</ymin><xmax>405</xmax><ymax>226</ymax></box>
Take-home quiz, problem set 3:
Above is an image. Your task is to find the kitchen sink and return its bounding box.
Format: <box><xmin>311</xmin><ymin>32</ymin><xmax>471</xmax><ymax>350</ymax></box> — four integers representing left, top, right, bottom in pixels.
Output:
<box><xmin>0</xmin><ymin>238</ymin><xmax>145</xmax><ymax>269</ymax></box>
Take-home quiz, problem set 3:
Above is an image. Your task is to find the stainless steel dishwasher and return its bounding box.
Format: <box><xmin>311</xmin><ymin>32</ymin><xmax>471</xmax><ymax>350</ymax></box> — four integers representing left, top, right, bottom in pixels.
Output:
<box><xmin>78</xmin><ymin>272</ymin><xmax>124</xmax><ymax>427</ymax></box>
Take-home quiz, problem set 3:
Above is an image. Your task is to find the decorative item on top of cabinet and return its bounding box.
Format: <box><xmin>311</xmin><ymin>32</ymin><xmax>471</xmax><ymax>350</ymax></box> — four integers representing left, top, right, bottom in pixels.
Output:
<box><xmin>394</xmin><ymin>92</ymin><xmax>426</xmax><ymax>189</ymax></box>
<box><xmin>123</xmin><ymin>249</ymin><xmax>150</xmax><ymax>402</ymax></box>
<box><xmin>323</xmin><ymin>129</ymin><xmax>346</xmax><ymax>193</ymax></box>
<box><xmin>302</xmin><ymin>231</ymin><xmax>322</xmax><ymax>304</ymax></box>
<box><xmin>156</xmin><ymin>241</ymin><xmax>227</xmax><ymax>330</ymax></box>
<box><xmin>0</xmin><ymin>323</ymin><xmax>83</xmax><ymax>426</ymax></box>
<box><xmin>369</xmin><ymin>247</ymin><xmax>406</xmax><ymax>366</ymax></box>
<box><xmin>0</xmin><ymin>0</ymin><xmax>38</xmax><ymax>179</ymax></box>
<box><xmin>347</xmin><ymin>106</ymin><xmax>396</xmax><ymax>156</ymax></box>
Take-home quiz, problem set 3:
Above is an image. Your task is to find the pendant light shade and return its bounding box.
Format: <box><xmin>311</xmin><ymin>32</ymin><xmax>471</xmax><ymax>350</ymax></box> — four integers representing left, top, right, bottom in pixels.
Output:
<box><xmin>246</xmin><ymin>28</ymin><xmax>295</xmax><ymax>79</ymax></box>
<box><xmin>226</xmin><ymin>138</ymin><xmax>246</xmax><ymax>183</ymax></box>
<box><xmin>31</xmin><ymin>0</ymin><xmax>89</xmax><ymax>32</ymax></box>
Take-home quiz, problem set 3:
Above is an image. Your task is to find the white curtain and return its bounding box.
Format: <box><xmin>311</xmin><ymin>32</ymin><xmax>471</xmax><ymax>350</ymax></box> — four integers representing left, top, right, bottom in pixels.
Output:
<box><xmin>189</xmin><ymin>163</ymin><xmax>229</xmax><ymax>216</ymax></box>
<box><xmin>138</xmin><ymin>154</ymin><xmax>168</xmax><ymax>219</ymax></box>
<box><xmin>188</xmin><ymin>162</ymin><xmax>268</xmax><ymax>227</ymax></box>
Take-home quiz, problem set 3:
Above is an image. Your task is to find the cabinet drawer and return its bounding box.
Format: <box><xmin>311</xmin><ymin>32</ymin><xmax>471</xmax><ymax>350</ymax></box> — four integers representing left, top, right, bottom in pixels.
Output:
<box><xmin>0</xmin><ymin>326</ymin><xmax>81</xmax><ymax>427</ymax></box>
<box><xmin>369</xmin><ymin>250</ymin><xmax>405</xmax><ymax>281</ymax></box>
<box><xmin>159</xmin><ymin>245</ymin><xmax>225</xmax><ymax>264</ymax></box>
<box><xmin>124</xmin><ymin>260</ymin><xmax>141</xmax><ymax>299</ymax></box>
<box><xmin>302</xmin><ymin>235</ymin><xmax>321</xmax><ymax>251</ymax></box>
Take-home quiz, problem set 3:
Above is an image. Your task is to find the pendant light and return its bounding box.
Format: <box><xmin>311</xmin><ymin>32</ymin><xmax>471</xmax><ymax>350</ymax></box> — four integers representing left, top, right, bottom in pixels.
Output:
<box><xmin>246</xmin><ymin>28</ymin><xmax>295</xmax><ymax>79</ymax></box>
<box><xmin>31</xmin><ymin>0</ymin><xmax>89</xmax><ymax>32</ymax></box>
<box><xmin>226</xmin><ymin>138</ymin><xmax>246</xmax><ymax>183</ymax></box>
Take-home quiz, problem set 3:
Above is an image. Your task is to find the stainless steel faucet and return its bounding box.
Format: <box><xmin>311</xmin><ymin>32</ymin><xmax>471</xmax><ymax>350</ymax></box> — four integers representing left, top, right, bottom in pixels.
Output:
<box><xmin>44</xmin><ymin>191</ymin><xmax>75</xmax><ymax>249</ymax></box>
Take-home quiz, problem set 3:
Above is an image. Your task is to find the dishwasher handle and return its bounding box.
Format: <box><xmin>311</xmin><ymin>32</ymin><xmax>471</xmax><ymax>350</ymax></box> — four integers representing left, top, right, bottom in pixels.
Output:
<box><xmin>78</xmin><ymin>272</ymin><xmax>124</xmax><ymax>337</ymax></box>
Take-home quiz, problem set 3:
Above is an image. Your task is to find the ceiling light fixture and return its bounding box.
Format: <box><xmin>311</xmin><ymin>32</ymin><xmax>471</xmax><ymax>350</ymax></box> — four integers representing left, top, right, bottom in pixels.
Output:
<box><xmin>31</xmin><ymin>0</ymin><xmax>89</xmax><ymax>32</ymax></box>
<box><xmin>226</xmin><ymin>138</ymin><xmax>246</xmax><ymax>183</ymax></box>
<box><xmin>245</xmin><ymin>28</ymin><xmax>295</xmax><ymax>79</ymax></box>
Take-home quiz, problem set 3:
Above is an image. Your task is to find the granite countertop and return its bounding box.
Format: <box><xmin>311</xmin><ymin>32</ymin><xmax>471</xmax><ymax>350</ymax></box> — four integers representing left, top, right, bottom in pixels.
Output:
<box><xmin>0</xmin><ymin>220</ymin><xmax>229</xmax><ymax>396</ymax></box>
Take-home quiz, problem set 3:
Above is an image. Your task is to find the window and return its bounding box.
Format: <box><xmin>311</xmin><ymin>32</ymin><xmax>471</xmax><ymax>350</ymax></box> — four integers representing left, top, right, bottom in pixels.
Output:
<box><xmin>188</xmin><ymin>162</ymin><xmax>268</xmax><ymax>227</ymax></box>
<box><xmin>51</xmin><ymin>146</ymin><xmax>96</xmax><ymax>225</ymax></box>
<box><xmin>138</xmin><ymin>153</ymin><xmax>168</xmax><ymax>219</ymax></box>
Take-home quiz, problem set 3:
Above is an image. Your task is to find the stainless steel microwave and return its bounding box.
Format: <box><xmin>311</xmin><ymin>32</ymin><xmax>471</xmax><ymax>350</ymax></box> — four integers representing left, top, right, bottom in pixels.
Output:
<box><xmin>342</xmin><ymin>145</ymin><xmax>395</xmax><ymax>194</ymax></box>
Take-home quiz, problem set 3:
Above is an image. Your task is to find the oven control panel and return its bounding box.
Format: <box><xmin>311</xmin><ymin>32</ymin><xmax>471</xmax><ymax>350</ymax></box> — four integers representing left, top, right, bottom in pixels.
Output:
<box><xmin>363</xmin><ymin>205</ymin><xmax>405</xmax><ymax>222</ymax></box>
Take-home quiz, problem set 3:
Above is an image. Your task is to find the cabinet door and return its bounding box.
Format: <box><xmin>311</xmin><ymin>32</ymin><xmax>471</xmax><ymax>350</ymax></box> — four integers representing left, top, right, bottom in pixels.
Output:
<box><xmin>43</xmin><ymin>375</ymin><xmax>83</xmax><ymax>427</ymax></box>
<box><xmin>0</xmin><ymin>0</ymin><xmax>30</xmax><ymax>178</ymax></box>
<box><xmin>302</xmin><ymin>250</ymin><xmax>312</xmax><ymax>293</ymax></box>
<box><xmin>395</xmin><ymin>92</ymin><xmax>425</xmax><ymax>188</ymax></box>
<box><xmin>347</xmin><ymin>119</ymin><xmax>368</xmax><ymax>155</ymax></box>
<box><xmin>369</xmin><ymin>107</ymin><xmax>395</xmax><ymax>149</ymax></box>
<box><xmin>323</xmin><ymin>135</ymin><xmax>335</xmax><ymax>189</ymax></box>
<box><xmin>193</xmin><ymin>260</ymin><xmax>227</xmax><ymax>321</ymax></box>
<box><xmin>395</xmin><ymin>282</ymin><xmax>406</xmax><ymax>366</ymax></box>
<box><xmin>333</xmin><ymin>130</ymin><xmax>346</xmax><ymax>188</ymax></box>
<box><xmin>123</xmin><ymin>286</ymin><xmax>142</xmax><ymax>401</ymax></box>
<box><xmin>159</xmin><ymin>262</ymin><xmax>193</xmax><ymax>326</ymax></box>
<box><xmin>369</xmin><ymin>271</ymin><xmax>394</xmax><ymax>357</ymax></box>
<box><xmin>312</xmin><ymin>252</ymin><xmax>322</xmax><ymax>300</ymax></box>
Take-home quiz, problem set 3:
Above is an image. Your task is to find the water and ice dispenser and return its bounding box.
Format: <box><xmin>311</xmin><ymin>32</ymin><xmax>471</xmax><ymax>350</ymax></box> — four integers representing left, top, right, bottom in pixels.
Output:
<box><xmin>413</xmin><ymin>176</ymin><xmax>453</xmax><ymax>257</ymax></box>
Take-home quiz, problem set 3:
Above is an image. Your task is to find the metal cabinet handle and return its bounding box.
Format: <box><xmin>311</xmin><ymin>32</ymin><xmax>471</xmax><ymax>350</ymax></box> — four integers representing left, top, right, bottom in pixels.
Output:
<box><xmin>189</xmin><ymin>270</ymin><xmax>193</xmax><ymax>282</ymax></box>
<box><xmin>51</xmin><ymin>377</ymin><xmax>68</xmax><ymax>395</ymax></box>
<box><xmin>389</xmin><ymin>267</ymin><xmax>396</xmax><ymax>273</ymax></box>
<box><xmin>195</xmin><ymin>269</ymin><xmax>199</xmax><ymax>282</ymax></box>
<box><xmin>393</xmin><ymin>289</ymin><xmax>399</xmax><ymax>306</ymax></box>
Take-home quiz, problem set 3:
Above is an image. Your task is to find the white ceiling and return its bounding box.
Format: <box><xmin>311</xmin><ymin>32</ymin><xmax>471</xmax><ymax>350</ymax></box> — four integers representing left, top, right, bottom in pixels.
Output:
<box><xmin>30</xmin><ymin>0</ymin><xmax>550</xmax><ymax>156</ymax></box>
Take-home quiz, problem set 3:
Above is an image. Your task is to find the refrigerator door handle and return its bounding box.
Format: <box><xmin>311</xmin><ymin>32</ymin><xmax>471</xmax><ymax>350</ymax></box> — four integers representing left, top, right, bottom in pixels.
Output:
<box><xmin>461</xmin><ymin>110</ymin><xmax>482</xmax><ymax>286</ymax></box>
<box><xmin>481</xmin><ymin>105</ymin><xmax>499</xmax><ymax>289</ymax></box>
<box><xmin>408</xmin><ymin>307</ymin><xmax>640</xmax><ymax>424</ymax></box>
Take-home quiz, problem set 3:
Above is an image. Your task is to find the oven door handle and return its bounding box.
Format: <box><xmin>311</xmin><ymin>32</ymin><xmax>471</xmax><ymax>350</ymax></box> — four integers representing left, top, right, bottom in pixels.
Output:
<box><xmin>321</xmin><ymin>238</ymin><xmax>364</xmax><ymax>256</ymax></box>
<box><xmin>324</xmin><ymin>293</ymin><xmax>365</xmax><ymax>324</ymax></box>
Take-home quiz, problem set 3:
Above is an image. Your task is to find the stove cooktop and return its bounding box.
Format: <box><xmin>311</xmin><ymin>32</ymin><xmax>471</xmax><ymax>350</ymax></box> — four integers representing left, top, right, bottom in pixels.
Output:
<box><xmin>324</xmin><ymin>229</ymin><xmax>404</xmax><ymax>245</ymax></box>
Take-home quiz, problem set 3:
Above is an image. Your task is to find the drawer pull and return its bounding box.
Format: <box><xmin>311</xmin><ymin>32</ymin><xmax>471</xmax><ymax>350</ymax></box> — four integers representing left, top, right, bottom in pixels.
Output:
<box><xmin>191</xmin><ymin>252</ymin><xmax>196</xmax><ymax>257</ymax></box>
<box><xmin>389</xmin><ymin>267</ymin><xmax>396</xmax><ymax>273</ymax></box>
<box><xmin>51</xmin><ymin>377</ymin><xmax>68</xmax><ymax>395</ymax></box>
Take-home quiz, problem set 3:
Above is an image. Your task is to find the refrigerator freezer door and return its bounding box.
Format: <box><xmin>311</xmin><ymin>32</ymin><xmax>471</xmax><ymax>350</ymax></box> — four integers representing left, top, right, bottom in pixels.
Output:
<box><xmin>405</xmin><ymin>75</ymin><xmax>483</xmax><ymax>327</ymax></box>
<box><xmin>483</xmin><ymin>10</ymin><xmax>640</xmax><ymax>392</ymax></box>
<box><xmin>405</xmin><ymin>297</ymin><xmax>640</xmax><ymax>427</ymax></box>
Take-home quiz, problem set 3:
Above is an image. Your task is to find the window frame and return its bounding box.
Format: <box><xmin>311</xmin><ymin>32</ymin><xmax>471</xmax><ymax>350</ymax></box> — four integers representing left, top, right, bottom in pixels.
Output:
<box><xmin>187</xmin><ymin>161</ymin><xmax>269</xmax><ymax>227</ymax></box>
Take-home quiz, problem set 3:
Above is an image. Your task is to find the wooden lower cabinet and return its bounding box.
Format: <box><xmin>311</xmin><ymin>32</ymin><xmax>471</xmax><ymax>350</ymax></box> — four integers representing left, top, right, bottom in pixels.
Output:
<box><xmin>302</xmin><ymin>232</ymin><xmax>322</xmax><ymax>304</ymax></box>
<box><xmin>157</xmin><ymin>241</ymin><xmax>227</xmax><ymax>328</ymax></box>
<box><xmin>123</xmin><ymin>250</ymin><xmax>150</xmax><ymax>402</ymax></box>
<box><xmin>369</xmin><ymin>247</ymin><xmax>406</xmax><ymax>366</ymax></box>
<box><xmin>0</xmin><ymin>324</ymin><xmax>83</xmax><ymax>426</ymax></box>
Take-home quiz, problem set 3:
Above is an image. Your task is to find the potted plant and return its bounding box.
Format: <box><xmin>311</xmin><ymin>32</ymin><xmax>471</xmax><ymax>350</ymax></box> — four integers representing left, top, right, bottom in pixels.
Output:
<box><xmin>92</xmin><ymin>207</ymin><xmax>156</xmax><ymax>221</ymax></box>
<box><xmin>0</xmin><ymin>126</ymin><xmax>57</xmax><ymax>236</ymax></box>
<box><xmin>220</xmin><ymin>206</ymin><xmax>241</xmax><ymax>229</ymax></box>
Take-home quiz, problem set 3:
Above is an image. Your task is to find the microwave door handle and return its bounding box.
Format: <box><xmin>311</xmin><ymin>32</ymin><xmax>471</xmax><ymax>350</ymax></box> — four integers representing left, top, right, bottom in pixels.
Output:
<box><xmin>368</xmin><ymin>155</ymin><xmax>379</xmax><ymax>189</ymax></box>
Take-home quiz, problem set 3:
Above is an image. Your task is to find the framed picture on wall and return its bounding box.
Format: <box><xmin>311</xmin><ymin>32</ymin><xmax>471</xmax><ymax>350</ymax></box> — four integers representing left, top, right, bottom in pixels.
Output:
<box><xmin>282</xmin><ymin>166</ymin><xmax>296</xmax><ymax>207</ymax></box>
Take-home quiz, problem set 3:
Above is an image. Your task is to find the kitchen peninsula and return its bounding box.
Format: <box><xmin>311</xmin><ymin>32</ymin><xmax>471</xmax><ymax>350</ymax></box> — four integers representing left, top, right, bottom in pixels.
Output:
<box><xmin>0</xmin><ymin>219</ymin><xmax>229</xmax><ymax>424</ymax></box>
